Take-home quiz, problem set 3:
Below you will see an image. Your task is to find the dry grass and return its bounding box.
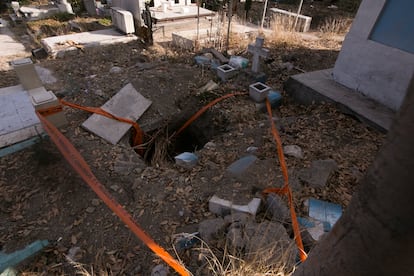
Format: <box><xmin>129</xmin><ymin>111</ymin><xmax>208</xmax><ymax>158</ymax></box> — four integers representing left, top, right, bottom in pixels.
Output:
<box><xmin>318</xmin><ymin>17</ymin><xmax>353</xmax><ymax>35</ymax></box>
<box><xmin>189</xmin><ymin>236</ymin><xmax>297</xmax><ymax>276</ymax></box>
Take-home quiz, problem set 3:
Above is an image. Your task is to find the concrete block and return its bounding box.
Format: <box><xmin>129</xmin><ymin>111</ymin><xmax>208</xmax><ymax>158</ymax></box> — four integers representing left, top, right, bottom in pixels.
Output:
<box><xmin>216</xmin><ymin>64</ymin><xmax>237</xmax><ymax>82</ymax></box>
<box><xmin>209</xmin><ymin>195</ymin><xmax>261</xmax><ymax>217</ymax></box>
<box><xmin>32</xmin><ymin>48</ymin><xmax>48</xmax><ymax>59</ymax></box>
<box><xmin>249</xmin><ymin>82</ymin><xmax>271</xmax><ymax>102</ymax></box>
<box><xmin>11</xmin><ymin>58</ymin><xmax>43</xmax><ymax>91</ymax></box>
<box><xmin>111</xmin><ymin>7</ymin><xmax>135</xmax><ymax>34</ymax></box>
<box><xmin>284</xmin><ymin>69</ymin><xmax>395</xmax><ymax>132</ymax></box>
<box><xmin>29</xmin><ymin>87</ymin><xmax>67</xmax><ymax>127</ymax></box>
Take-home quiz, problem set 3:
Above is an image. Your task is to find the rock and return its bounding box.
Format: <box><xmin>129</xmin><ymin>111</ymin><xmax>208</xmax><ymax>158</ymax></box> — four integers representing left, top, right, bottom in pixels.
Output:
<box><xmin>198</xmin><ymin>80</ymin><xmax>219</xmax><ymax>94</ymax></box>
<box><xmin>174</xmin><ymin>152</ymin><xmax>198</xmax><ymax>169</ymax></box>
<box><xmin>204</xmin><ymin>141</ymin><xmax>216</xmax><ymax>149</ymax></box>
<box><xmin>85</xmin><ymin>207</ymin><xmax>95</xmax><ymax>213</ymax></box>
<box><xmin>283</xmin><ymin>145</ymin><xmax>303</xmax><ymax>159</ymax></box>
<box><xmin>110</xmin><ymin>66</ymin><xmax>123</xmax><ymax>74</ymax></box>
<box><xmin>198</xmin><ymin>218</ymin><xmax>226</xmax><ymax>244</ymax></box>
<box><xmin>227</xmin><ymin>155</ymin><xmax>258</xmax><ymax>178</ymax></box>
<box><xmin>246</xmin><ymin>146</ymin><xmax>258</xmax><ymax>154</ymax></box>
<box><xmin>67</xmin><ymin>246</ymin><xmax>82</xmax><ymax>261</ymax></box>
<box><xmin>280</xmin><ymin>62</ymin><xmax>294</xmax><ymax>71</ymax></box>
<box><xmin>91</xmin><ymin>199</ymin><xmax>100</xmax><ymax>206</ymax></box>
<box><xmin>244</xmin><ymin>221</ymin><xmax>296</xmax><ymax>267</ymax></box>
<box><xmin>151</xmin><ymin>264</ymin><xmax>168</xmax><ymax>276</ymax></box>
<box><xmin>265</xmin><ymin>193</ymin><xmax>290</xmax><ymax>223</ymax></box>
<box><xmin>227</xmin><ymin>227</ymin><xmax>245</xmax><ymax>250</ymax></box>
<box><xmin>298</xmin><ymin>159</ymin><xmax>338</xmax><ymax>188</ymax></box>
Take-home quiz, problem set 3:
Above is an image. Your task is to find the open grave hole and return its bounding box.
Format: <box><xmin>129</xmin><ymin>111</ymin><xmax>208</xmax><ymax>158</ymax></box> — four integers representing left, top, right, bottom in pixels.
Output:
<box><xmin>140</xmin><ymin>108</ymin><xmax>229</xmax><ymax>165</ymax></box>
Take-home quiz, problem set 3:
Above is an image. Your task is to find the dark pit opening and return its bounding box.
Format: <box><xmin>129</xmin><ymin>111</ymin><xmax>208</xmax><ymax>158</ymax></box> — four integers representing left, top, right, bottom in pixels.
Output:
<box><xmin>139</xmin><ymin>110</ymin><xmax>228</xmax><ymax>165</ymax></box>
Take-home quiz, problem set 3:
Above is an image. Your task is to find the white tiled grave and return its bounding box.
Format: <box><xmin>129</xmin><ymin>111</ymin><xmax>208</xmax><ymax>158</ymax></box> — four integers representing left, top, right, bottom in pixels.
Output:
<box><xmin>0</xmin><ymin>85</ymin><xmax>43</xmax><ymax>148</ymax></box>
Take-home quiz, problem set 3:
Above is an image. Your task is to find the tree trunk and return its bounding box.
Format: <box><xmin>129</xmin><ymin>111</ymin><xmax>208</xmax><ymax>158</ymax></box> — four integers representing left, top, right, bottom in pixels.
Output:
<box><xmin>293</xmin><ymin>77</ymin><xmax>414</xmax><ymax>276</ymax></box>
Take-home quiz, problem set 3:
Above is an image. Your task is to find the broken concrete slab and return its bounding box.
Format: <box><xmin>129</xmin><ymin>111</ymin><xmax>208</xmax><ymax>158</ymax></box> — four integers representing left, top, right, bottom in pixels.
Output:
<box><xmin>284</xmin><ymin>69</ymin><xmax>395</xmax><ymax>132</ymax></box>
<box><xmin>209</xmin><ymin>195</ymin><xmax>261</xmax><ymax>217</ymax></box>
<box><xmin>0</xmin><ymin>85</ymin><xmax>43</xmax><ymax>149</ymax></box>
<box><xmin>41</xmin><ymin>29</ymin><xmax>138</xmax><ymax>57</ymax></box>
<box><xmin>82</xmin><ymin>83</ymin><xmax>152</xmax><ymax>145</ymax></box>
<box><xmin>298</xmin><ymin>159</ymin><xmax>338</xmax><ymax>189</ymax></box>
<box><xmin>226</xmin><ymin>155</ymin><xmax>258</xmax><ymax>177</ymax></box>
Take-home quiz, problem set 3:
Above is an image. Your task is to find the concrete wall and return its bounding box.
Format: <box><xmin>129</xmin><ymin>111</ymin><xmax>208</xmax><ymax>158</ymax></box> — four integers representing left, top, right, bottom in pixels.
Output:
<box><xmin>333</xmin><ymin>0</ymin><xmax>414</xmax><ymax>111</ymax></box>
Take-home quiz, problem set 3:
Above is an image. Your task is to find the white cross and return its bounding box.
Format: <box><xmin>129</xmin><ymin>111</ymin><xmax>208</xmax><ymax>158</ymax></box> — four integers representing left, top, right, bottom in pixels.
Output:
<box><xmin>247</xmin><ymin>37</ymin><xmax>269</xmax><ymax>73</ymax></box>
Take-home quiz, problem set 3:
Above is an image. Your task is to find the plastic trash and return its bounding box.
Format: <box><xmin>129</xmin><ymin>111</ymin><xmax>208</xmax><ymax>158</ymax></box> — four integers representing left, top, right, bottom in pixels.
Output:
<box><xmin>174</xmin><ymin>152</ymin><xmax>198</xmax><ymax>169</ymax></box>
<box><xmin>306</xmin><ymin>198</ymin><xmax>342</xmax><ymax>231</ymax></box>
<box><xmin>0</xmin><ymin>240</ymin><xmax>49</xmax><ymax>273</ymax></box>
<box><xmin>267</xmin><ymin>90</ymin><xmax>282</xmax><ymax>107</ymax></box>
<box><xmin>256</xmin><ymin>90</ymin><xmax>283</xmax><ymax>112</ymax></box>
<box><xmin>297</xmin><ymin>217</ymin><xmax>326</xmax><ymax>241</ymax></box>
<box><xmin>173</xmin><ymin>232</ymin><xmax>200</xmax><ymax>251</ymax></box>
<box><xmin>229</xmin><ymin>56</ymin><xmax>249</xmax><ymax>69</ymax></box>
<box><xmin>194</xmin><ymin>56</ymin><xmax>211</xmax><ymax>66</ymax></box>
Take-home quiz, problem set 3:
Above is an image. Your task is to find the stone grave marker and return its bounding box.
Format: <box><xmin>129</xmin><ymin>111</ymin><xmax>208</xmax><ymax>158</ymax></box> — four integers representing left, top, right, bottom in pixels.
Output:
<box><xmin>247</xmin><ymin>37</ymin><xmax>269</xmax><ymax>73</ymax></box>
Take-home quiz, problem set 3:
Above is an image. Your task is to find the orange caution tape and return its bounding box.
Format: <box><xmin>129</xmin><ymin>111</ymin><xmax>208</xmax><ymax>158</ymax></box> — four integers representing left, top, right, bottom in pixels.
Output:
<box><xmin>59</xmin><ymin>99</ymin><xmax>144</xmax><ymax>154</ymax></box>
<box><xmin>35</xmin><ymin>111</ymin><xmax>190</xmax><ymax>276</ymax></box>
<box><xmin>262</xmin><ymin>98</ymin><xmax>307</xmax><ymax>262</ymax></box>
<box><xmin>37</xmin><ymin>105</ymin><xmax>64</xmax><ymax>117</ymax></box>
<box><xmin>171</xmin><ymin>92</ymin><xmax>247</xmax><ymax>139</ymax></box>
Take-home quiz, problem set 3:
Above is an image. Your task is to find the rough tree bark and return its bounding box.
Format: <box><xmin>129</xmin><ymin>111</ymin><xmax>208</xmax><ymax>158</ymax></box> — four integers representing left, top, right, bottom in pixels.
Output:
<box><xmin>293</xmin><ymin>77</ymin><xmax>414</xmax><ymax>276</ymax></box>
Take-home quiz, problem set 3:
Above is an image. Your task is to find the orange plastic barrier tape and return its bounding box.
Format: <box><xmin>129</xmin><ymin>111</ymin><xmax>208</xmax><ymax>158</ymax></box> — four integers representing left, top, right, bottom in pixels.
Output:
<box><xmin>171</xmin><ymin>92</ymin><xmax>247</xmax><ymax>139</ymax></box>
<box><xmin>37</xmin><ymin>105</ymin><xmax>64</xmax><ymax>117</ymax></box>
<box><xmin>262</xmin><ymin>98</ymin><xmax>308</xmax><ymax>262</ymax></box>
<box><xmin>35</xmin><ymin>112</ymin><xmax>190</xmax><ymax>276</ymax></box>
<box><xmin>59</xmin><ymin>99</ymin><xmax>144</xmax><ymax>152</ymax></box>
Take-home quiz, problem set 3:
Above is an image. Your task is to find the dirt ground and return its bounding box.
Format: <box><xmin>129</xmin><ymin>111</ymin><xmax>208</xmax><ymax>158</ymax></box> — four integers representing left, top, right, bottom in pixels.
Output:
<box><xmin>0</xmin><ymin>1</ymin><xmax>385</xmax><ymax>275</ymax></box>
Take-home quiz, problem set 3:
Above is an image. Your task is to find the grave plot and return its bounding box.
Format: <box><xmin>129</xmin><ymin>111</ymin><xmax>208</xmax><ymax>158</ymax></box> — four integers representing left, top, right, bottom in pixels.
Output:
<box><xmin>0</xmin><ymin>2</ymin><xmax>388</xmax><ymax>275</ymax></box>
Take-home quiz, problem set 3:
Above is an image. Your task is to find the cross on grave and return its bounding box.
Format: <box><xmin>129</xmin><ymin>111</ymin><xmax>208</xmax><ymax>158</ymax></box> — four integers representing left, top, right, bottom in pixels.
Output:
<box><xmin>247</xmin><ymin>37</ymin><xmax>270</xmax><ymax>73</ymax></box>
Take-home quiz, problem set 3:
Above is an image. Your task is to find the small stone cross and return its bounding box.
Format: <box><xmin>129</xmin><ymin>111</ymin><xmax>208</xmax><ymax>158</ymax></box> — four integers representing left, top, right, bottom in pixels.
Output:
<box><xmin>247</xmin><ymin>37</ymin><xmax>269</xmax><ymax>73</ymax></box>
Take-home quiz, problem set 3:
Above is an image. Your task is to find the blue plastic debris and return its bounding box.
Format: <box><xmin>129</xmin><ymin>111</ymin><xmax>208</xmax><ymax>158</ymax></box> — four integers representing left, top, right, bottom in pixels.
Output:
<box><xmin>307</xmin><ymin>198</ymin><xmax>342</xmax><ymax>231</ymax></box>
<box><xmin>174</xmin><ymin>232</ymin><xmax>200</xmax><ymax>251</ymax></box>
<box><xmin>267</xmin><ymin>90</ymin><xmax>282</xmax><ymax>108</ymax></box>
<box><xmin>229</xmin><ymin>56</ymin><xmax>249</xmax><ymax>69</ymax></box>
<box><xmin>0</xmin><ymin>240</ymin><xmax>49</xmax><ymax>273</ymax></box>
<box><xmin>194</xmin><ymin>56</ymin><xmax>212</xmax><ymax>66</ymax></box>
<box><xmin>257</xmin><ymin>90</ymin><xmax>283</xmax><ymax>112</ymax></box>
<box><xmin>174</xmin><ymin>152</ymin><xmax>198</xmax><ymax>169</ymax></box>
